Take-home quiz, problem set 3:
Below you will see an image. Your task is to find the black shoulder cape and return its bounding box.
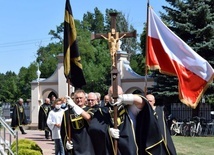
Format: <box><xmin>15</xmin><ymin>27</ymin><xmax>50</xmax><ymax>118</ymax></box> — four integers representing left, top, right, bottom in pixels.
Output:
<box><xmin>136</xmin><ymin>98</ymin><xmax>177</xmax><ymax>155</ymax></box>
<box><xmin>11</xmin><ymin>103</ymin><xmax>28</xmax><ymax>128</ymax></box>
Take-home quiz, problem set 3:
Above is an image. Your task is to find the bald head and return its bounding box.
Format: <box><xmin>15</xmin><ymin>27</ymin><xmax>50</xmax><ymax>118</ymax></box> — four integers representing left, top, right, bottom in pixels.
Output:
<box><xmin>108</xmin><ymin>85</ymin><xmax>123</xmax><ymax>96</ymax></box>
<box><xmin>45</xmin><ymin>98</ymin><xmax>51</xmax><ymax>104</ymax></box>
<box><xmin>108</xmin><ymin>85</ymin><xmax>123</xmax><ymax>103</ymax></box>
<box><xmin>18</xmin><ymin>98</ymin><xmax>24</xmax><ymax>105</ymax></box>
<box><xmin>146</xmin><ymin>94</ymin><xmax>155</xmax><ymax>109</ymax></box>
<box><xmin>19</xmin><ymin>98</ymin><xmax>23</xmax><ymax>102</ymax></box>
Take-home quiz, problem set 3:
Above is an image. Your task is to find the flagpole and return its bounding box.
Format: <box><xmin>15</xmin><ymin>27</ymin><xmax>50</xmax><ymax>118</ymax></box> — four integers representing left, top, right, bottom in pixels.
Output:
<box><xmin>67</xmin><ymin>78</ymin><xmax>71</xmax><ymax>97</ymax></box>
<box><xmin>144</xmin><ymin>0</ymin><xmax>150</xmax><ymax>95</ymax></box>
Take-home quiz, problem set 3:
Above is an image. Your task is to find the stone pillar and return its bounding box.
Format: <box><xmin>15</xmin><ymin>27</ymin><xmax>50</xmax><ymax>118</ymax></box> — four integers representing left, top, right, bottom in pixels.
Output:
<box><xmin>30</xmin><ymin>83</ymin><xmax>40</xmax><ymax>124</ymax></box>
<box><xmin>57</xmin><ymin>53</ymin><xmax>68</xmax><ymax>97</ymax></box>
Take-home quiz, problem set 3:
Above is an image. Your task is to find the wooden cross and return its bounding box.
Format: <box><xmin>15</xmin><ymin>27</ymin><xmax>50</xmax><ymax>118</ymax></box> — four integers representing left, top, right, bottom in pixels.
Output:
<box><xmin>91</xmin><ymin>13</ymin><xmax>136</xmax><ymax>67</ymax></box>
<box><xmin>91</xmin><ymin>12</ymin><xmax>136</xmax><ymax>154</ymax></box>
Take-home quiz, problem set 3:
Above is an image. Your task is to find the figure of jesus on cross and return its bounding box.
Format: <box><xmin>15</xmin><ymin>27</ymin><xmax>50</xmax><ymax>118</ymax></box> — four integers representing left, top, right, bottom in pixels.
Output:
<box><xmin>101</xmin><ymin>28</ymin><xmax>126</xmax><ymax>67</ymax></box>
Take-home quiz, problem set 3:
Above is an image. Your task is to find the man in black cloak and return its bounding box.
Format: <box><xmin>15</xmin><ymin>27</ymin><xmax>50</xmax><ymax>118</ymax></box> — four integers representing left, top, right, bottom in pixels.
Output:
<box><xmin>88</xmin><ymin>85</ymin><xmax>145</xmax><ymax>155</ymax></box>
<box><xmin>38</xmin><ymin>98</ymin><xmax>52</xmax><ymax>139</ymax></box>
<box><xmin>60</xmin><ymin>90</ymin><xmax>96</xmax><ymax>155</ymax></box>
<box><xmin>11</xmin><ymin>98</ymin><xmax>28</xmax><ymax>134</ymax></box>
<box><xmin>136</xmin><ymin>94</ymin><xmax>176</xmax><ymax>155</ymax></box>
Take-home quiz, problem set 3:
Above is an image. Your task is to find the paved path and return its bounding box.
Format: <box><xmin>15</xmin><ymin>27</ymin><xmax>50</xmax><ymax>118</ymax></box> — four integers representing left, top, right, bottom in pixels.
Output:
<box><xmin>14</xmin><ymin>129</ymin><xmax>55</xmax><ymax>155</ymax></box>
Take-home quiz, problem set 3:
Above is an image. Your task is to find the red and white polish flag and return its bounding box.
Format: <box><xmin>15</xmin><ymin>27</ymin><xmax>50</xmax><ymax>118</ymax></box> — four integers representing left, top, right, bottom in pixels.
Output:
<box><xmin>146</xmin><ymin>7</ymin><xmax>214</xmax><ymax>108</ymax></box>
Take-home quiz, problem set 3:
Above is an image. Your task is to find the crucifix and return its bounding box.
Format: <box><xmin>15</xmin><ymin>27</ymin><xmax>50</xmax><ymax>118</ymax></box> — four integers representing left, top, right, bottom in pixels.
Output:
<box><xmin>91</xmin><ymin>12</ymin><xmax>136</xmax><ymax>154</ymax></box>
<box><xmin>91</xmin><ymin>13</ymin><xmax>136</xmax><ymax>67</ymax></box>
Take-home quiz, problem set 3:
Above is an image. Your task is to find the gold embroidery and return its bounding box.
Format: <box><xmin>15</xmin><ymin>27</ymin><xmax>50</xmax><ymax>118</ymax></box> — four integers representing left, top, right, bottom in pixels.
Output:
<box><xmin>110</xmin><ymin>108</ymin><xmax>126</xmax><ymax>126</ymax></box>
<box><xmin>19</xmin><ymin>106</ymin><xmax>23</xmax><ymax>113</ymax></box>
<box><xmin>44</xmin><ymin>107</ymin><xmax>49</xmax><ymax>114</ymax></box>
<box><xmin>70</xmin><ymin>114</ymin><xmax>84</xmax><ymax>129</ymax></box>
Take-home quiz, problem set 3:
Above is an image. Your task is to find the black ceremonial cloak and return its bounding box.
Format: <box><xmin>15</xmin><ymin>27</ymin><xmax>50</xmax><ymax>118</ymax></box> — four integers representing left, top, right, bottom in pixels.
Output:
<box><xmin>88</xmin><ymin>107</ymin><xmax>115</xmax><ymax>155</ymax></box>
<box><xmin>11</xmin><ymin>103</ymin><xmax>28</xmax><ymax>128</ymax></box>
<box><xmin>88</xmin><ymin>105</ymin><xmax>138</xmax><ymax>155</ymax></box>
<box><xmin>38</xmin><ymin>103</ymin><xmax>51</xmax><ymax>130</ymax></box>
<box><xmin>136</xmin><ymin>100</ymin><xmax>177</xmax><ymax>155</ymax></box>
<box><xmin>154</xmin><ymin>106</ymin><xmax>176</xmax><ymax>155</ymax></box>
<box><xmin>61</xmin><ymin>106</ymin><xmax>95</xmax><ymax>155</ymax></box>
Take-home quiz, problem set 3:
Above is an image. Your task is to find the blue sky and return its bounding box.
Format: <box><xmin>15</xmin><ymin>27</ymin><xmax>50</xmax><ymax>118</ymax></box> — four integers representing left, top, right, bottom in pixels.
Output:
<box><xmin>0</xmin><ymin>0</ymin><xmax>167</xmax><ymax>74</ymax></box>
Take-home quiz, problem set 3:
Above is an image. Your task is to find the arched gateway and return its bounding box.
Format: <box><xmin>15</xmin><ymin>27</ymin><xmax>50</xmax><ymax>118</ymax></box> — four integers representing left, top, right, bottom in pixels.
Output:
<box><xmin>30</xmin><ymin>51</ymin><xmax>154</xmax><ymax>124</ymax></box>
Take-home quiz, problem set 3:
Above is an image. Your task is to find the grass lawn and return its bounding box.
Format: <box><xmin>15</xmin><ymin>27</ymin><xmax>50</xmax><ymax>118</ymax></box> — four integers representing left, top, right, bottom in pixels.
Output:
<box><xmin>172</xmin><ymin>136</ymin><xmax>214</xmax><ymax>155</ymax></box>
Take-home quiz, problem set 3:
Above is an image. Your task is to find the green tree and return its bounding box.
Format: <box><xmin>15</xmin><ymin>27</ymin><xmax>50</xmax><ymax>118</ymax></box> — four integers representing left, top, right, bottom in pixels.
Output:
<box><xmin>130</xmin><ymin>53</ymin><xmax>145</xmax><ymax>76</ymax></box>
<box><xmin>0</xmin><ymin>71</ymin><xmax>18</xmax><ymax>103</ymax></box>
<box><xmin>36</xmin><ymin>42</ymin><xmax>62</xmax><ymax>78</ymax></box>
<box><xmin>48</xmin><ymin>23</ymin><xmax>64</xmax><ymax>44</ymax></box>
<box><xmin>81</xmin><ymin>10</ymin><xmax>111</xmax><ymax>95</ymax></box>
<box><xmin>82</xmin><ymin>7</ymin><xmax>105</xmax><ymax>33</ymax></box>
<box><xmin>17</xmin><ymin>63</ymin><xmax>38</xmax><ymax>101</ymax></box>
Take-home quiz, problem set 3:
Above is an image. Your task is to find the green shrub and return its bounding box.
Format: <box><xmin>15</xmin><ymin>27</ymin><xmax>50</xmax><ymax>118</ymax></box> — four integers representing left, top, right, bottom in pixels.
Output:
<box><xmin>17</xmin><ymin>149</ymin><xmax>42</xmax><ymax>155</ymax></box>
<box><xmin>11</xmin><ymin>139</ymin><xmax>43</xmax><ymax>155</ymax></box>
<box><xmin>11</xmin><ymin>143</ymin><xmax>32</xmax><ymax>152</ymax></box>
